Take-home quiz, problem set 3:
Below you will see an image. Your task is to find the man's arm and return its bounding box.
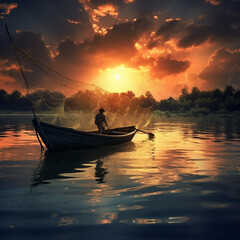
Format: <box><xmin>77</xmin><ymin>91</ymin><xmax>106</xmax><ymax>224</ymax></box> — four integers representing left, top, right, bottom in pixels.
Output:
<box><xmin>103</xmin><ymin>115</ymin><xmax>108</xmax><ymax>126</ymax></box>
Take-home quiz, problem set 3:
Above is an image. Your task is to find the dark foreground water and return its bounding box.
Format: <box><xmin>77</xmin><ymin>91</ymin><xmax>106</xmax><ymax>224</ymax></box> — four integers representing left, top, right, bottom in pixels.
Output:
<box><xmin>0</xmin><ymin>114</ymin><xmax>240</xmax><ymax>240</ymax></box>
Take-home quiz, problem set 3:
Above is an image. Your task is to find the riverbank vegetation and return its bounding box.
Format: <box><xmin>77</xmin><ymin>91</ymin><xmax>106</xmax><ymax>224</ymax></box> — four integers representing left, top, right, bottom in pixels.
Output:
<box><xmin>0</xmin><ymin>85</ymin><xmax>240</xmax><ymax>116</ymax></box>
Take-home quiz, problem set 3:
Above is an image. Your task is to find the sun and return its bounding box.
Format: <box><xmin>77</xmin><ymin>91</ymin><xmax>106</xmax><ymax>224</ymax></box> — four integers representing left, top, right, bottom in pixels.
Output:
<box><xmin>95</xmin><ymin>65</ymin><xmax>149</xmax><ymax>95</ymax></box>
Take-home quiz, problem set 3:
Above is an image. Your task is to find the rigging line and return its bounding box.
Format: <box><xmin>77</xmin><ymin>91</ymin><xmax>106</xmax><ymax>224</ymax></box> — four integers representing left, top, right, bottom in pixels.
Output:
<box><xmin>14</xmin><ymin>45</ymin><xmax>109</xmax><ymax>93</ymax></box>
<box><xmin>27</xmin><ymin>55</ymin><xmax>53</xmax><ymax>77</ymax></box>
<box><xmin>5</xmin><ymin>25</ymin><xmax>39</xmax><ymax>121</ymax></box>
<box><xmin>1</xmin><ymin>30</ymin><xmax>53</xmax><ymax>81</ymax></box>
<box><xmin>0</xmin><ymin>32</ymin><xmax>25</xmax><ymax>80</ymax></box>
<box><xmin>2</xmin><ymin>28</ymin><xmax>109</xmax><ymax>94</ymax></box>
<box><xmin>5</xmin><ymin>25</ymin><xmax>30</xmax><ymax>94</ymax></box>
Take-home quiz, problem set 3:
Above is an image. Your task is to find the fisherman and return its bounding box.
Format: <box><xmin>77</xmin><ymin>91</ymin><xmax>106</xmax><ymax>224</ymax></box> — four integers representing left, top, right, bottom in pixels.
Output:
<box><xmin>95</xmin><ymin>108</ymin><xmax>108</xmax><ymax>134</ymax></box>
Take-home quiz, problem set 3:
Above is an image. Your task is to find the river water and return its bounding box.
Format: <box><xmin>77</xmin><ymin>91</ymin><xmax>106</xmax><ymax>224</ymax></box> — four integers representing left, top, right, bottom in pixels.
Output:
<box><xmin>0</xmin><ymin>114</ymin><xmax>240</xmax><ymax>240</ymax></box>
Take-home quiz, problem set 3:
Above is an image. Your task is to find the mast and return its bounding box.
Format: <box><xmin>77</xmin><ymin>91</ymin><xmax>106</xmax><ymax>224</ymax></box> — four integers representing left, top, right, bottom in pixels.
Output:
<box><xmin>5</xmin><ymin>25</ymin><xmax>44</xmax><ymax>150</ymax></box>
<box><xmin>5</xmin><ymin>25</ymin><xmax>31</xmax><ymax>95</ymax></box>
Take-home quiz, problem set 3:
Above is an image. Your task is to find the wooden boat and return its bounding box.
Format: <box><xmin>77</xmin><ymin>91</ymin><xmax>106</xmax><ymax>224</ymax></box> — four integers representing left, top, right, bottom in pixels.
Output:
<box><xmin>32</xmin><ymin>118</ymin><xmax>137</xmax><ymax>151</ymax></box>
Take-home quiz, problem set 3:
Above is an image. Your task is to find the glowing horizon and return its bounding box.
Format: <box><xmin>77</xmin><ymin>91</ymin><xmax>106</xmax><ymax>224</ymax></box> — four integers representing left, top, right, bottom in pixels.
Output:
<box><xmin>95</xmin><ymin>65</ymin><xmax>150</xmax><ymax>96</ymax></box>
<box><xmin>0</xmin><ymin>0</ymin><xmax>239</xmax><ymax>99</ymax></box>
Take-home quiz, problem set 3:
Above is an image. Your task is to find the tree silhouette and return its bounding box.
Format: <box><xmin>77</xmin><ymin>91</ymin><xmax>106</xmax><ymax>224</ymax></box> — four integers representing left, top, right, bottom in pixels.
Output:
<box><xmin>0</xmin><ymin>85</ymin><xmax>240</xmax><ymax>113</ymax></box>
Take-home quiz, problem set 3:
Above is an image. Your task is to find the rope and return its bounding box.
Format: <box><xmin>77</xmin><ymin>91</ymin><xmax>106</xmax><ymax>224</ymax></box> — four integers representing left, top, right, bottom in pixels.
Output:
<box><xmin>2</xmin><ymin>27</ymin><xmax>109</xmax><ymax>94</ymax></box>
<box><xmin>13</xmin><ymin>45</ymin><xmax>109</xmax><ymax>94</ymax></box>
<box><xmin>5</xmin><ymin>26</ymin><xmax>30</xmax><ymax>94</ymax></box>
<box><xmin>34</xmin><ymin>127</ymin><xmax>44</xmax><ymax>151</ymax></box>
<box><xmin>4</xmin><ymin>26</ymin><xmax>153</xmax><ymax>133</ymax></box>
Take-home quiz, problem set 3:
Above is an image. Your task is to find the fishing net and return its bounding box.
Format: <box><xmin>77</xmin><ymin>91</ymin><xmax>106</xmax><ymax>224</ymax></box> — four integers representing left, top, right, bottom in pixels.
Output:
<box><xmin>13</xmin><ymin>45</ymin><xmax>153</xmax><ymax>131</ymax></box>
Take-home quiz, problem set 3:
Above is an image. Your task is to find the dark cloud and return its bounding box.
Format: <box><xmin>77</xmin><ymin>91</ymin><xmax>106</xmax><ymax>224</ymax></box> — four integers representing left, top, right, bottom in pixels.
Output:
<box><xmin>1</xmin><ymin>17</ymin><xmax>190</xmax><ymax>87</ymax></box>
<box><xmin>79</xmin><ymin>0</ymin><xmax>122</xmax><ymax>7</ymax></box>
<box><xmin>147</xmin><ymin>19</ymin><xmax>184</xmax><ymax>49</ymax></box>
<box><xmin>129</xmin><ymin>53</ymin><xmax>191</xmax><ymax>79</ymax></box>
<box><xmin>0</xmin><ymin>0</ymin><xmax>94</xmax><ymax>45</ymax></box>
<box><xmin>102</xmin><ymin>0</ymin><xmax>240</xmax><ymax>20</ymax></box>
<box><xmin>1</xmin><ymin>18</ymin><xmax>152</xmax><ymax>91</ymax></box>
<box><xmin>152</xmin><ymin>55</ymin><xmax>190</xmax><ymax>78</ymax></box>
<box><xmin>78</xmin><ymin>0</ymin><xmax>138</xmax><ymax>34</ymax></box>
<box><xmin>199</xmin><ymin>48</ymin><xmax>240</xmax><ymax>88</ymax></box>
<box><xmin>0</xmin><ymin>0</ymin><xmax>239</xmax><ymax>96</ymax></box>
<box><xmin>0</xmin><ymin>30</ymin><xmax>53</xmax><ymax>64</ymax></box>
<box><xmin>0</xmin><ymin>30</ymin><xmax>53</xmax><ymax>88</ymax></box>
<box><xmin>177</xmin><ymin>24</ymin><xmax>210</xmax><ymax>48</ymax></box>
<box><xmin>56</xmin><ymin>18</ymin><xmax>152</xmax><ymax>67</ymax></box>
<box><xmin>156</xmin><ymin>19</ymin><xmax>182</xmax><ymax>39</ymax></box>
<box><xmin>149</xmin><ymin>10</ymin><xmax>240</xmax><ymax>50</ymax></box>
<box><xmin>1</xmin><ymin>0</ymin><xmax>239</xmax><ymax>49</ymax></box>
<box><xmin>177</xmin><ymin>11</ymin><xmax>240</xmax><ymax>48</ymax></box>
<box><xmin>122</xmin><ymin>0</ymin><xmax>221</xmax><ymax>21</ymax></box>
<box><xmin>95</xmin><ymin>18</ymin><xmax>151</xmax><ymax>55</ymax></box>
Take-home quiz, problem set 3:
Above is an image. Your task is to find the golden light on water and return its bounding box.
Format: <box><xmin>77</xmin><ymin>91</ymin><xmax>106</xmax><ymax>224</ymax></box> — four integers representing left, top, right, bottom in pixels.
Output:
<box><xmin>0</xmin><ymin>129</ymin><xmax>39</xmax><ymax>161</ymax></box>
<box><xmin>1</xmin><ymin>116</ymin><xmax>240</xmax><ymax>229</ymax></box>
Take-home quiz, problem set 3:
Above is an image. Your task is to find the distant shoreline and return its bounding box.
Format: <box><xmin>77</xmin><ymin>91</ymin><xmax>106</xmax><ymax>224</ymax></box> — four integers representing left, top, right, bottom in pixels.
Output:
<box><xmin>1</xmin><ymin>110</ymin><xmax>240</xmax><ymax>118</ymax></box>
<box><xmin>0</xmin><ymin>111</ymin><xmax>33</xmax><ymax>115</ymax></box>
<box><xmin>153</xmin><ymin>110</ymin><xmax>240</xmax><ymax>120</ymax></box>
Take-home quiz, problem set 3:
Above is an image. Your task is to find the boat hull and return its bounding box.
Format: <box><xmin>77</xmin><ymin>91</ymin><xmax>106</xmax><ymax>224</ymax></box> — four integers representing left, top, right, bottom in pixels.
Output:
<box><xmin>32</xmin><ymin>119</ymin><xmax>137</xmax><ymax>151</ymax></box>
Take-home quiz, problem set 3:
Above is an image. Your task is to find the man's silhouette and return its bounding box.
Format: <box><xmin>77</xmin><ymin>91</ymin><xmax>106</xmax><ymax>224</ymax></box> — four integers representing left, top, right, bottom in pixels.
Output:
<box><xmin>95</xmin><ymin>108</ymin><xmax>108</xmax><ymax>134</ymax></box>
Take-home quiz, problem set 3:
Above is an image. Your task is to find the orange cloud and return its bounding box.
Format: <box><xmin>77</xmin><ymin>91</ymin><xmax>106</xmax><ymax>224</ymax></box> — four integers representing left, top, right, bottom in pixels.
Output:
<box><xmin>79</xmin><ymin>0</ymin><xmax>119</xmax><ymax>34</ymax></box>
<box><xmin>54</xmin><ymin>17</ymin><xmax>193</xmax><ymax>99</ymax></box>
<box><xmin>0</xmin><ymin>3</ymin><xmax>18</xmax><ymax>18</ymax></box>
<box><xmin>1</xmin><ymin>5</ymin><xmax>239</xmax><ymax>101</ymax></box>
<box><xmin>67</xmin><ymin>19</ymin><xmax>82</xmax><ymax>24</ymax></box>
<box><xmin>0</xmin><ymin>59</ymin><xmax>20</xmax><ymax>92</ymax></box>
<box><xmin>205</xmin><ymin>0</ymin><xmax>222</xmax><ymax>5</ymax></box>
<box><xmin>123</xmin><ymin>0</ymin><xmax>136</xmax><ymax>4</ymax></box>
<box><xmin>151</xmin><ymin>55</ymin><xmax>190</xmax><ymax>79</ymax></box>
<box><xmin>199</xmin><ymin>48</ymin><xmax>240</xmax><ymax>89</ymax></box>
<box><xmin>92</xmin><ymin>4</ymin><xmax>119</xmax><ymax>21</ymax></box>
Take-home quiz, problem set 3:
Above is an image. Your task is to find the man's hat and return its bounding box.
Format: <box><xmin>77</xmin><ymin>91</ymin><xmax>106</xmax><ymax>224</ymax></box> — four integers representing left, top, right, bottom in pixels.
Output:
<box><xmin>99</xmin><ymin>108</ymin><xmax>105</xmax><ymax>112</ymax></box>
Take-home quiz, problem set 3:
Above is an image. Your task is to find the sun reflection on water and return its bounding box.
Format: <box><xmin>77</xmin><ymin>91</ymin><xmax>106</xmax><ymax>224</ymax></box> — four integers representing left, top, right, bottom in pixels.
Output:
<box><xmin>119</xmin><ymin>216</ymin><xmax>191</xmax><ymax>224</ymax></box>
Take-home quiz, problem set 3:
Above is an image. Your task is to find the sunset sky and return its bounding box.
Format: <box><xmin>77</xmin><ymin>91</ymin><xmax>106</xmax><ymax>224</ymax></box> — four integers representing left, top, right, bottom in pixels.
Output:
<box><xmin>0</xmin><ymin>0</ymin><xmax>240</xmax><ymax>99</ymax></box>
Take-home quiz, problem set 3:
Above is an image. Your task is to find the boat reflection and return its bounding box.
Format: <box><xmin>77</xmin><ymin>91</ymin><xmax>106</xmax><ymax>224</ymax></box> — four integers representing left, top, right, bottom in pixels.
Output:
<box><xmin>31</xmin><ymin>142</ymin><xmax>135</xmax><ymax>187</ymax></box>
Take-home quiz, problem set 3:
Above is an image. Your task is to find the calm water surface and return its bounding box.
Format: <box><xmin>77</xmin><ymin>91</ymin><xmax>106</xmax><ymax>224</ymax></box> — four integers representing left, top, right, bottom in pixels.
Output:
<box><xmin>0</xmin><ymin>114</ymin><xmax>240</xmax><ymax>240</ymax></box>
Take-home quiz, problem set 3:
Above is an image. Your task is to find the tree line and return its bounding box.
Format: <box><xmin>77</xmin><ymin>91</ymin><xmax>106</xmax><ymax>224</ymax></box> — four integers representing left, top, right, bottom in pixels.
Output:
<box><xmin>0</xmin><ymin>85</ymin><xmax>240</xmax><ymax>114</ymax></box>
<box><xmin>156</xmin><ymin>85</ymin><xmax>240</xmax><ymax>114</ymax></box>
